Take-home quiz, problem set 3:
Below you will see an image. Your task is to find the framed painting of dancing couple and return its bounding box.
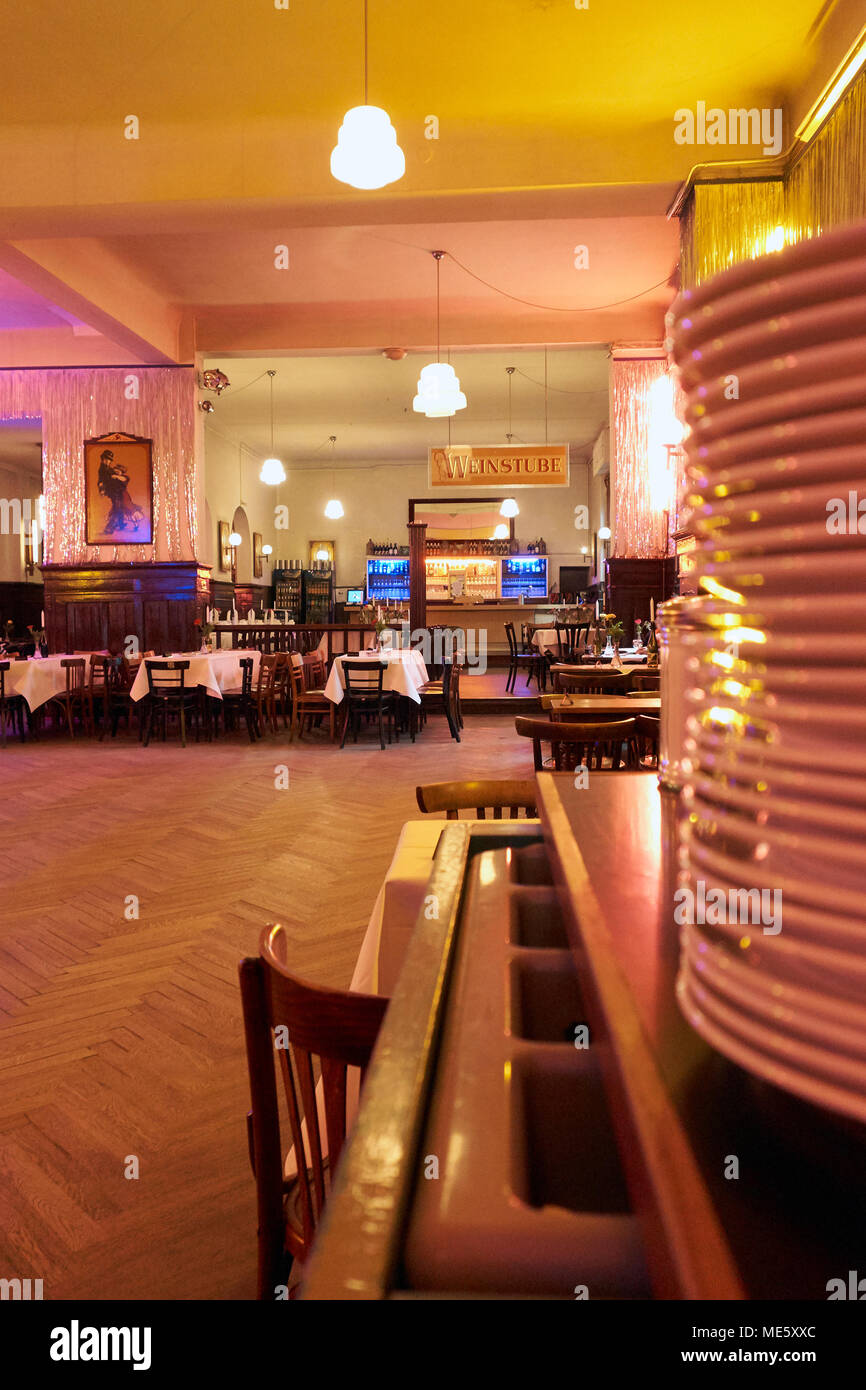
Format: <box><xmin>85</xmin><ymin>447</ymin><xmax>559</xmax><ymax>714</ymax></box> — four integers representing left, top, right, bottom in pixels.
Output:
<box><xmin>84</xmin><ymin>432</ymin><xmax>154</xmax><ymax>545</ymax></box>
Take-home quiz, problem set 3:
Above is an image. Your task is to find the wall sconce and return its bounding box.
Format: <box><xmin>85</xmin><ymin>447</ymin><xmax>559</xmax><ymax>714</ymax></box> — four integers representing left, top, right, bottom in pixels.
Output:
<box><xmin>199</xmin><ymin>368</ymin><xmax>231</xmax><ymax>395</ymax></box>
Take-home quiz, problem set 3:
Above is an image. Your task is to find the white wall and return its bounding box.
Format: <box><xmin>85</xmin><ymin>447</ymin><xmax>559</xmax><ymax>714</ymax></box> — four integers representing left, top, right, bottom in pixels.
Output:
<box><xmin>203</xmin><ymin>425</ymin><xmax>277</xmax><ymax>587</ymax></box>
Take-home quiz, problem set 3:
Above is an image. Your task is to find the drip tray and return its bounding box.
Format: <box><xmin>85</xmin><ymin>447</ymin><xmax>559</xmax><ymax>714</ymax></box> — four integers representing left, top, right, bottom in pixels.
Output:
<box><xmin>402</xmin><ymin>847</ymin><xmax>650</xmax><ymax>1298</ymax></box>
<box><xmin>512</xmin><ymin>1051</ymin><xmax>631</xmax><ymax>1214</ymax></box>
<box><xmin>509</xmin><ymin>888</ymin><xmax>570</xmax><ymax>950</ymax></box>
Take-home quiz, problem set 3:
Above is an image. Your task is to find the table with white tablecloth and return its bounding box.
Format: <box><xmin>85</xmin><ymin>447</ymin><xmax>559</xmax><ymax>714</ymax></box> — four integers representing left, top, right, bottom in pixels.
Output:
<box><xmin>129</xmin><ymin>649</ymin><xmax>262</xmax><ymax>703</ymax></box>
<box><xmin>315</xmin><ymin>630</ymin><xmax>376</xmax><ymax>661</ymax></box>
<box><xmin>4</xmin><ymin>654</ymin><xmax>91</xmax><ymax>711</ymax></box>
<box><xmin>532</xmin><ymin>627</ymin><xmax>593</xmax><ymax>659</ymax></box>
<box><xmin>323</xmin><ymin>648</ymin><xmax>429</xmax><ymax>705</ymax></box>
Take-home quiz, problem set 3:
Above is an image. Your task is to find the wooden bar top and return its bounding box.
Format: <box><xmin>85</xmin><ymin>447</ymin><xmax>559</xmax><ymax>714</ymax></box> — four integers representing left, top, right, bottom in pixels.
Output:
<box><xmin>535</xmin><ymin>773</ymin><xmax>866</xmax><ymax>1300</ymax></box>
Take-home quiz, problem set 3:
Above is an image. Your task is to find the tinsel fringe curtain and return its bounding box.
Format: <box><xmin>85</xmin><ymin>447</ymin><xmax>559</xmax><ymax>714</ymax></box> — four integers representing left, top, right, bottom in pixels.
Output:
<box><xmin>681</xmin><ymin>69</ymin><xmax>866</xmax><ymax>287</ymax></box>
<box><xmin>0</xmin><ymin>367</ymin><xmax>197</xmax><ymax>565</ymax></box>
<box><xmin>611</xmin><ymin>358</ymin><xmax>670</xmax><ymax>559</ymax></box>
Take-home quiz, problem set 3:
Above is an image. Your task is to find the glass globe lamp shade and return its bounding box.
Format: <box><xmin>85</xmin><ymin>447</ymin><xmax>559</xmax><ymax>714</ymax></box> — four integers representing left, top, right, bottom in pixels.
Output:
<box><xmin>330</xmin><ymin>106</ymin><xmax>405</xmax><ymax>190</ymax></box>
<box><xmin>229</xmin><ymin>531</ymin><xmax>242</xmax><ymax>547</ymax></box>
<box><xmin>500</xmin><ymin>497</ymin><xmax>519</xmax><ymax>518</ymax></box>
<box><xmin>412</xmin><ymin>362</ymin><xmax>467</xmax><ymax>418</ymax></box>
<box><xmin>259</xmin><ymin>457</ymin><xmax>286</xmax><ymax>485</ymax></box>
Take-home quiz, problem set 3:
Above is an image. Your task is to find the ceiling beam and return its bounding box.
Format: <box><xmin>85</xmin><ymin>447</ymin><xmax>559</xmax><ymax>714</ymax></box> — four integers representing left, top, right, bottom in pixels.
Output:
<box><xmin>0</xmin><ymin>240</ymin><xmax>182</xmax><ymax>363</ymax></box>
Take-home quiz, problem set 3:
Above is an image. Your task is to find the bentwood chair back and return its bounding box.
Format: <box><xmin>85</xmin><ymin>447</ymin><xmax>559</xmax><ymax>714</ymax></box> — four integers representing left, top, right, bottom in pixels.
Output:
<box><xmin>238</xmin><ymin>923</ymin><xmax>388</xmax><ymax>1297</ymax></box>
<box><xmin>287</xmin><ymin>654</ymin><xmax>336</xmax><ymax>743</ymax></box>
<box><xmin>504</xmin><ymin>621</ymin><xmax>547</xmax><ymax>694</ymax></box>
<box><xmin>635</xmin><ymin>712</ymin><xmax>660</xmax><ymax>767</ymax></box>
<box><xmin>555</xmin><ymin>622</ymin><xmax>590</xmax><ymax>663</ymax></box>
<box><xmin>47</xmin><ymin>657</ymin><xmax>88</xmax><ymax>738</ymax></box>
<box><xmin>416</xmin><ymin>779</ymin><xmax>538</xmax><ymax>819</ymax></box>
<box><xmin>631</xmin><ymin>671</ymin><xmax>661</xmax><ymax>692</ymax></box>
<box><xmin>515</xmin><ymin>715</ymin><xmax>640</xmax><ymax>771</ymax></box>
<box><xmin>340</xmin><ymin>660</ymin><xmax>394</xmax><ymax>750</ymax></box>
<box><xmin>551</xmin><ymin>668</ymin><xmax>630</xmax><ymax>695</ymax></box>
<box><xmin>252</xmin><ymin>654</ymin><xmax>281</xmax><ymax>735</ymax></box>
<box><xmin>143</xmin><ymin>659</ymin><xmax>196</xmax><ymax>747</ymax></box>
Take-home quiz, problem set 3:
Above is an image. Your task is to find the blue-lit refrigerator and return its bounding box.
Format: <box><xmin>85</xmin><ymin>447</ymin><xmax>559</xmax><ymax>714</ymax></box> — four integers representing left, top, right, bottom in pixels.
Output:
<box><xmin>366</xmin><ymin>556</ymin><xmax>411</xmax><ymax>605</ymax></box>
<box><xmin>500</xmin><ymin>554</ymin><xmax>548</xmax><ymax>600</ymax></box>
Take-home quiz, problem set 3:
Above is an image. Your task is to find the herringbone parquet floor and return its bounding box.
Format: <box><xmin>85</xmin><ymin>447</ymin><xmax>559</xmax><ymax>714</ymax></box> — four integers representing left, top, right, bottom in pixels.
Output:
<box><xmin>0</xmin><ymin>711</ymin><xmax>533</xmax><ymax>1300</ymax></box>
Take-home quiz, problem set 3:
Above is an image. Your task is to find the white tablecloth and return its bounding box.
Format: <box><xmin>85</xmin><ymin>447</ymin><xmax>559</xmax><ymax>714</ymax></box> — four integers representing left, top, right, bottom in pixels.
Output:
<box><xmin>4</xmin><ymin>654</ymin><xmax>86</xmax><ymax>712</ymax></box>
<box><xmin>315</xmin><ymin>630</ymin><xmax>376</xmax><ymax>661</ymax></box>
<box><xmin>532</xmin><ymin>627</ymin><xmax>591</xmax><ymax>658</ymax></box>
<box><xmin>129</xmin><ymin>649</ymin><xmax>262</xmax><ymax>703</ymax></box>
<box><xmin>323</xmin><ymin>649</ymin><xmax>429</xmax><ymax>705</ymax></box>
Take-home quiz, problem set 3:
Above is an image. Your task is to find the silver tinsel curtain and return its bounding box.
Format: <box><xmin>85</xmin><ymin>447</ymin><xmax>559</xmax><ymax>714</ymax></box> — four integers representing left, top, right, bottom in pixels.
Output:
<box><xmin>0</xmin><ymin>366</ymin><xmax>197</xmax><ymax>564</ymax></box>
<box><xmin>681</xmin><ymin>69</ymin><xmax>866</xmax><ymax>287</ymax></box>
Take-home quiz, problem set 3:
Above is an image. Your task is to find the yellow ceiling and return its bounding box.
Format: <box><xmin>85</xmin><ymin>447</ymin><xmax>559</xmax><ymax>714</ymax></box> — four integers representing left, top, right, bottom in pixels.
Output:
<box><xmin>0</xmin><ymin>0</ymin><xmax>859</xmax><ymax>364</ymax></box>
<box><xmin>0</xmin><ymin>0</ymin><xmax>830</xmax><ymax>207</ymax></box>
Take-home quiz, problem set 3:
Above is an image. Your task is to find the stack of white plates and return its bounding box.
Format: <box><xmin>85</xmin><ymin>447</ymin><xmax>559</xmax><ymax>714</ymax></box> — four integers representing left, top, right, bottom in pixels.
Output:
<box><xmin>665</xmin><ymin>220</ymin><xmax>866</xmax><ymax>1122</ymax></box>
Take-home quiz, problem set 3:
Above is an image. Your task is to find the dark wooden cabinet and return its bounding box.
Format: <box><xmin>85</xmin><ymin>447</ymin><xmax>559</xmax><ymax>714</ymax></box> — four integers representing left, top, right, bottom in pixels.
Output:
<box><xmin>43</xmin><ymin>563</ymin><xmax>210</xmax><ymax>655</ymax></box>
<box><xmin>606</xmin><ymin>557</ymin><xmax>676</xmax><ymax>636</ymax></box>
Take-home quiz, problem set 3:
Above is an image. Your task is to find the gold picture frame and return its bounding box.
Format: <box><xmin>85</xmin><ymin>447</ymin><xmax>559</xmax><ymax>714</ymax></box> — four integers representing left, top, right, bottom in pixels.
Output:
<box><xmin>253</xmin><ymin>532</ymin><xmax>263</xmax><ymax>579</ymax></box>
<box><xmin>218</xmin><ymin>520</ymin><xmax>232</xmax><ymax>572</ymax></box>
<box><xmin>309</xmin><ymin>539</ymin><xmax>335</xmax><ymax>569</ymax></box>
<box><xmin>85</xmin><ymin>432</ymin><xmax>153</xmax><ymax>545</ymax></box>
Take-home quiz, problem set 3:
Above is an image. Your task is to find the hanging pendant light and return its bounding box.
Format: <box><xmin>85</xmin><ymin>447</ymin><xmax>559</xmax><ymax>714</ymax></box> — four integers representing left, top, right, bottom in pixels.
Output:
<box><xmin>331</xmin><ymin>2</ymin><xmax>404</xmax><ymax>189</ymax></box>
<box><xmin>413</xmin><ymin>251</ymin><xmax>467</xmax><ymax>418</ymax></box>
<box><xmin>493</xmin><ymin>523</ymin><xmax>509</xmax><ymax>540</ymax></box>
<box><xmin>324</xmin><ymin>436</ymin><xmax>345</xmax><ymax>519</ymax></box>
<box><xmin>259</xmin><ymin>370</ymin><xmax>286</xmax><ymax>485</ymax></box>
<box><xmin>500</xmin><ymin>497</ymin><xmax>519</xmax><ymax>518</ymax></box>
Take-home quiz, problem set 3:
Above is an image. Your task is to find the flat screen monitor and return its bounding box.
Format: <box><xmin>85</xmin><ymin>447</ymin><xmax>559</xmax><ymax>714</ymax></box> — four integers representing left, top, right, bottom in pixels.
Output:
<box><xmin>346</xmin><ymin>588</ymin><xmax>364</xmax><ymax>606</ymax></box>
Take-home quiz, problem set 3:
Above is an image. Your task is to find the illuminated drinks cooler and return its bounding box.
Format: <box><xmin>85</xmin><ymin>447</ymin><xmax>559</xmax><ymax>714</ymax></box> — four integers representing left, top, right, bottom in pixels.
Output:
<box><xmin>425</xmin><ymin>557</ymin><xmax>499</xmax><ymax>602</ymax></box>
<box><xmin>500</xmin><ymin>555</ymin><xmax>548</xmax><ymax>600</ymax></box>
<box><xmin>366</xmin><ymin>556</ymin><xmax>411</xmax><ymax>604</ymax></box>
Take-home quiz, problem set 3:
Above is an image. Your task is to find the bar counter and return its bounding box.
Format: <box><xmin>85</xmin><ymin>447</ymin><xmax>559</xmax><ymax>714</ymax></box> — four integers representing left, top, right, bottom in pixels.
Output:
<box><xmin>301</xmin><ymin>774</ymin><xmax>865</xmax><ymax>1300</ymax></box>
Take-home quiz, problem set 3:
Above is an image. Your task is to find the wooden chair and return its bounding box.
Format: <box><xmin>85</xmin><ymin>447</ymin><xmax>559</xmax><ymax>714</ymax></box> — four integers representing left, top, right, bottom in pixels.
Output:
<box><xmin>85</xmin><ymin>653</ymin><xmax>112</xmax><ymax>734</ymax></box>
<box><xmin>550</xmin><ymin>667</ymin><xmax>630</xmax><ymax>695</ymax></box>
<box><xmin>635</xmin><ymin>712</ymin><xmax>660</xmax><ymax>768</ymax></box>
<box><xmin>47</xmin><ymin>657</ymin><xmax>90</xmax><ymax>737</ymax></box>
<box><xmin>303</xmin><ymin>654</ymin><xmax>327</xmax><ymax>690</ymax></box>
<box><xmin>416</xmin><ymin>779</ymin><xmax>538</xmax><ymax>819</ymax></box>
<box><xmin>515</xmin><ymin>715</ymin><xmax>640</xmax><ymax>771</ymax></box>
<box><xmin>0</xmin><ymin>660</ymin><xmax>13</xmax><ymax>746</ymax></box>
<box><xmin>238</xmin><ymin>923</ymin><xmax>388</xmax><ymax>1298</ymax></box>
<box><xmin>632</xmin><ymin>671</ymin><xmax>661</xmax><ymax>692</ymax></box>
<box><xmin>555</xmin><ymin>622</ymin><xmax>591</xmax><ymax>664</ymax></box>
<box><xmin>141</xmin><ymin>660</ymin><xmax>202</xmax><ymax>747</ymax></box>
<box><xmin>218</xmin><ymin>656</ymin><xmax>257</xmax><ymax>741</ymax></box>
<box><xmin>288</xmin><ymin>654</ymin><xmax>336</xmax><ymax>742</ymax></box>
<box><xmin>504</xmin><ymin>621</ymin><xmax>547</xmax><ymax>693</ymax></box>
<box><xmin>253</xmin><ymin>654</ymin><xmax>281</xmax><ymax>736</ymax></box>
<box><xmin>340</xmin><ymin>660</ymin><xmax>397</xmax><ymax>750</ymax></box>
<box><xmin>419</xmin><ymin>658</ymin><xmax>462</xmax><ymax>741</ymax></box>
<box><xmin>99</xmin><ymin>655</ymin><xmax>136</xmax><ymax>742</ymax></box>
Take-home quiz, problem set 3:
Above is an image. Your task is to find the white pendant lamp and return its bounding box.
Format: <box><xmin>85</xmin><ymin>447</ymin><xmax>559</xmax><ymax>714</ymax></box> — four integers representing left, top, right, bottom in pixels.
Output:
<box><xmin>324</xmin><ymin>435</ymin><xmax>344</xmax><ymax>520</ymax></box>
<box><xmin>500</xmin><ymin>497</ymin><xmax>519</xmax><ymax>518</ymax></box>
<box><xmin>493</xmin><ymin>523</ymin><xmax>509</xmax><ymax>540</ymax></box>
<box><xmin>331</xmin><ymin>2</ymin><xmax>404</xmax><ymax>190</ymax></box>
<box><xmin>259</xmin><ymin>370</ymin><xmax>286</xmax><ymax>485</ymax></box>
<box><xmin>413</xmin><ymin>251</ymin><xmax>467</xmax><ymax>418</ymax></box>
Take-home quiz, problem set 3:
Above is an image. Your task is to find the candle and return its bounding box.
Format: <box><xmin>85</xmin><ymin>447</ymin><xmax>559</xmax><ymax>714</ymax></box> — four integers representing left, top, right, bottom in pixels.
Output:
<box><xmin>595</xmin><ymin>600</ymin><xmax>599</xmax><ymax>620</ymax></box>
<box><xmin>40</xmin><ymin>610</ymin><xmax>45</xmax><ymax>627</ymax></box>
<box><xmin>650</xmin><ymin>597</ymin><xmax>655</xmax><ymax>622</ymax></box>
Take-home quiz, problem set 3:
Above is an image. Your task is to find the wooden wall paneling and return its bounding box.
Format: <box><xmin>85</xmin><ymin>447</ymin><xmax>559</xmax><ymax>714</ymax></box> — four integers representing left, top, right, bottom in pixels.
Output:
<box><xmin>0</xmin><ymin>582</ymin><xmax>44</xmax><ymax>635</ymax></box>
<box><xmin>606</xmin><ymin>557</ymin><xmax>676</xmax><ymax>638</ymax></box>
